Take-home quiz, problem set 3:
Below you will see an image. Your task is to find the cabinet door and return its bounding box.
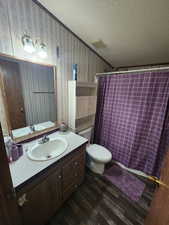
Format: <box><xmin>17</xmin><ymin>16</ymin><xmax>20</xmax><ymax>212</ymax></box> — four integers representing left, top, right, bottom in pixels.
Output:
<box><xmin>0</xmin><ymin>199</ymin><xmax>8</xmax><ymax>225</ymax></box>
<box><xmin>62</xmin><ymin>149</ymin><xmax>86</xmax><ymax>202</ymax></box>
<box><xmin>48</xmin><ymin>169</ymin><xmax>62</xmax><ymax>212</ymax></box>
<box><xmin>18</xmin><ymin>178</ymin><xmax>52</xmax><ymax>225</ymax></box>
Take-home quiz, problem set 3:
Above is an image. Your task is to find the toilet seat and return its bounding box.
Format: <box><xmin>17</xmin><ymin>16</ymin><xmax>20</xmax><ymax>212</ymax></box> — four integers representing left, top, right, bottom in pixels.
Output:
<box><xmin>86</xmin><ymin>144</ymin><xmax>112</xmax><ymax>163</ymax></box>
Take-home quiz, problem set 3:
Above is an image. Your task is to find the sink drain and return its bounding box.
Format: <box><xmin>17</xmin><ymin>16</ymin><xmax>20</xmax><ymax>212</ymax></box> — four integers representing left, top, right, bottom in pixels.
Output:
<box><xmin>46</xmin><ymin>155</ymin><xmax>52</xmax><ymax>159</ymax></box>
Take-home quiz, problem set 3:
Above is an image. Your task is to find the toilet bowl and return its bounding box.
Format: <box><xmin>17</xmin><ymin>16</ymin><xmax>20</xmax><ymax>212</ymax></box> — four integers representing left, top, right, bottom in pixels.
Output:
<box><xmin>79</xmin><ymin>128</ymin><xmax>112</xmax><ymax>174</ymax></box>
<box><xmin>86</xmin><ymin>144</ymin><xmax>112</xmax><ymax>174</ymax></box>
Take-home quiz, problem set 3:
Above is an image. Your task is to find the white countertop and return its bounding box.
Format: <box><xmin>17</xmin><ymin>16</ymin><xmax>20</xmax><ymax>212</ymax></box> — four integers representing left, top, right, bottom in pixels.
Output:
<box><xmin>9</xmin><ymin>131</ymin><xmax>87</xmax><ymax>188</ymax></box>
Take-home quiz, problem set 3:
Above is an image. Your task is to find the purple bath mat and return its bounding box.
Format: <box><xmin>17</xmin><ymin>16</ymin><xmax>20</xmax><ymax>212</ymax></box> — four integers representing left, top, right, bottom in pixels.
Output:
<box><xmin>104</xmin><ymin>165</ymin><xmax>145</xmax><ymax>202</ymax></box>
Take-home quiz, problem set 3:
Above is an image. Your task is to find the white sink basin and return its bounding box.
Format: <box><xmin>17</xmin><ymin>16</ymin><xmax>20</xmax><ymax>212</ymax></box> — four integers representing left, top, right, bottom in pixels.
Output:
<box><xmin>27</xmin><ymin>137</ymin><xmax>68</xmax><ymax>161</ymax></box>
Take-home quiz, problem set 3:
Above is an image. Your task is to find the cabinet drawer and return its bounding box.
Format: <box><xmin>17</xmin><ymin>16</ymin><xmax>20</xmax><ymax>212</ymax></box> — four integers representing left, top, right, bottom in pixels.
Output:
<box><xmin>62</xmin><ymin>150</ymin><xmax>85</xmax><ymax>171</ymax></box>
<box><xmin>62</xmin><ymin>152</ymin><xmax>85</xmax><ymax>189</ymax></box>
<box><xmin>63</xmin><ymin>181</ymin><xmax>79</xmax><ymax>202</ymax></box>
<box><xmin>63</xmin><ymin>167</ymin><xmax>85</xmax><ymax>189</ymax></box>
<box><xmin>62</xmin><ymin>170</ymin><xmax>85</xmax><ymax>203</ymax></box>
<box><xmin>62</xmin><ymin>156</ymin><xmax>84</xmax><ymax>175</ymax></box>
<box><xmin>62</xmin><ymin>145</ymin><xmax>85</xmax><ymax>164</ymax></box>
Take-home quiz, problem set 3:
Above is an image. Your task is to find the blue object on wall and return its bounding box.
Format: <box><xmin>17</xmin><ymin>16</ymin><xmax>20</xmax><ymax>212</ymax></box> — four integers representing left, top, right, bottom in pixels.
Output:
<box><xmin>56</xmin><ymin>46</ymin><xmax>60</xmax><ymax>58</ymax></box>
<box><xmin>72</xmin><ymin>64</ymin><xmax>78</xmax><ymax>80</ymax></box>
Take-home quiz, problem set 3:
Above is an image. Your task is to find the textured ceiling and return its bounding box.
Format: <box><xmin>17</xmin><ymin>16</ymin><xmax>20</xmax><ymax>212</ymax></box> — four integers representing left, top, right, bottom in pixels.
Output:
<box><xmin>38</xmin><ymin>0</ymin><xmax>169</xmax><ymax>67</ymax></box>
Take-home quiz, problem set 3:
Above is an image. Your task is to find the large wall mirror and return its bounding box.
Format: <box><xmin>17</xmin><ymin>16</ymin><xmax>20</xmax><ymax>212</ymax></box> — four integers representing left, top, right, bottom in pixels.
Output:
<box><xmin>0</xmin><ymin>56</ymin><xmax>57</xmax><ymax>142</ymax></box>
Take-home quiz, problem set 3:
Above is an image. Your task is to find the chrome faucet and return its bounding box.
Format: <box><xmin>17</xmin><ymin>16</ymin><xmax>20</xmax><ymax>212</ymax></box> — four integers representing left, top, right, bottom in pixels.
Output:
<box><xmin>30</xmin><ymin>125</ymin><xmax>35</xmax><ymax>132</ymax></box>
<box><xmin>39</xmin><ymin>136</ymin><xmax>50</xmax><ymax>144</ymax></box>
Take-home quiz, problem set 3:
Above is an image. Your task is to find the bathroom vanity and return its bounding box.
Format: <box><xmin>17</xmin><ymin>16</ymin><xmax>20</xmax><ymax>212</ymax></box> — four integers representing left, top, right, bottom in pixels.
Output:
<box><xmin>9</xmin><ymin>131</ymin><xmax>87</xmax><ymax>225</ymax></box>
<box><xmin>0</xmin><ymin>55</ymin><xmax>88</xmax><ymax>225</ymax></box>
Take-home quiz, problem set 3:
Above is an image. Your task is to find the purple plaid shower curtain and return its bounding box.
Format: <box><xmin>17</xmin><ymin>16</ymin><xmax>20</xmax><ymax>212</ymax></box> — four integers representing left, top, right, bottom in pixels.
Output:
<box><xmin>94</xmin><ymin>71</ymin><xmax>169</xmax><ymax>177</ymax></box>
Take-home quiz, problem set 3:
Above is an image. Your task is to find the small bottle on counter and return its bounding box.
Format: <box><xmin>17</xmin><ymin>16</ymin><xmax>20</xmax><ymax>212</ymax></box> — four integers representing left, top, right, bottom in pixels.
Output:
<box><xmin>11</xmin><ymin>143</ymin><xmax>20</xmax><ymax>162</ymax></box>
<box><xmin>17</xmin><ymin>144</ymin><xmax>23</xmax><ymax>157</ymax></box>
<box><xmin>4</xmin><ymin>137</ymin><xmax>23</xmax><ymax>162</ymax></box>
<box><xmin>59</xmin><ymin>122</ymin><xmax>68</xmax><ymax>132</ymax></box>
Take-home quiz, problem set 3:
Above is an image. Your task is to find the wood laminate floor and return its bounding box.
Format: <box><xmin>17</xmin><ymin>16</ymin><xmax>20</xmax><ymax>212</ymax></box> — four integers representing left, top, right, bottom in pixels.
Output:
<box><xmin>48</xmin><ymin>171</ymin><xmax>155</xmax><ymax>225</ymax></box>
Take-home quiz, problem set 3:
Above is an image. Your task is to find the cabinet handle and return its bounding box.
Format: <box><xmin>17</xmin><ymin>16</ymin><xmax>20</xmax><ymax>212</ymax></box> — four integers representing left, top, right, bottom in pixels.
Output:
<box><xmin>74</xmin><ymin>162</ymin><xmax>78</xmax><ymax>166</ymax></box>
<box><xmin>58</xmin><ymin>175</ymin><xmax>62</xmax><ymax>179</ymax></box>
<box><xmin>18</xmin><ymin>194</ymin><xmax>28</xmax><ymax>207</ymax></box>
<box><xmin>75</xmin><ymin>173</ymin><xmax>78</xmax><ymax>177</ymax></box>
<box><xmin>20</xmin><ymin>107</ymin><xmax>24</xmax><ymax>112</ymax></box>
<box><xmin>74</xmin><ymin>184</ymin><xmax>78</xmax><ymax>188</ymax></box>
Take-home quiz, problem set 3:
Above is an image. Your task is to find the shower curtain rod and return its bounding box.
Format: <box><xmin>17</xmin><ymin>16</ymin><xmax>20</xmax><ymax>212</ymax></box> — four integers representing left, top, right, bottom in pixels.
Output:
<box><xmin>96</xmin><ymin>66</ymin><xmax>169</xmax><ymax>77</ymax></box>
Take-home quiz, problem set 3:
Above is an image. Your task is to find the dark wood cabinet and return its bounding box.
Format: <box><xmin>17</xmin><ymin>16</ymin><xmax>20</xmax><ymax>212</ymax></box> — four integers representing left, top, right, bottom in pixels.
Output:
<box><xmin>49</xmin><ymin>169</ymin><xmax>62</xmax><ymax>212</ymax></box>
<box><xmin>0</xmin><ymin>197</ymin><xmax>8</xmax><ymax>225</ymax></box>
<box><xmin>16</xmin><ymin>144</ymin><xmax>86</xmax><ymax>225</ymax></box>
<box><xmin>0</xmin><ymin>212</ymin><xmax>8</xmax><ymax>225</ymax></box>
<box><xmin>18</xmin><ymin>178</ymin><xmax>53</xmax><ymax>225</ymax></box>
<box><xmin>62</xmin><ymin>147</ymin><xmax>85</xmax><ymax>202</ymax></box>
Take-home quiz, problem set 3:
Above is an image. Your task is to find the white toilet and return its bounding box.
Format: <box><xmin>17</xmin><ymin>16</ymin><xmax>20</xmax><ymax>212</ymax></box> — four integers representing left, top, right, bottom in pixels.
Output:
<box><xmin>79</xmin><ymin>128</ymin><xmax>112</xmax><ymax>174</ymax></box>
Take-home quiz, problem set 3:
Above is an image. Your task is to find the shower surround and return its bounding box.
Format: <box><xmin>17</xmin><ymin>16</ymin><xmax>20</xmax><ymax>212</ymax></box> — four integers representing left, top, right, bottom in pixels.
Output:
<box><xmin>94</xmin><ymin>71</ymin><xmax>169</xmax><ymax>177</ymax></box>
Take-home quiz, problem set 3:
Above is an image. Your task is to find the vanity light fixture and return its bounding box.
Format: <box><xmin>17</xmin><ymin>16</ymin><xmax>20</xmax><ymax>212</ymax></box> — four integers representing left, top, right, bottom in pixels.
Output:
<box><xmin>22</xmin><ymin>35</ymin><xmax>36</xmax><ymax>54</ymax></box>
<box><xmin>37</xmin><ymin>43</ymin><xmax>48</xmax><ymax>59</ymax></box>
<box><xmin>21</xmin><ymin>35</ymin><xmax>48</xmax><ymax>58</ymax></box>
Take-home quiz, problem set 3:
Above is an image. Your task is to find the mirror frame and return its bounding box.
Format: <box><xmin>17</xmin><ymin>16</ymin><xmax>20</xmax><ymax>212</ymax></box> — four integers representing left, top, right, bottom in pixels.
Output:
<box><xmin>0</xmin><ymin>53</ymin><xmax>59</xmax><ymax>143</ymax></box>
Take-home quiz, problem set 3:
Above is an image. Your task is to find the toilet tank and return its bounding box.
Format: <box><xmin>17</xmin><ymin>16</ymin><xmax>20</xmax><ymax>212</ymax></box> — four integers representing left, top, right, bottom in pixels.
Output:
<box><xmin>78</xmin><ymin>127</ymin><xmax>93</xmax><ymax>143</ymax></box>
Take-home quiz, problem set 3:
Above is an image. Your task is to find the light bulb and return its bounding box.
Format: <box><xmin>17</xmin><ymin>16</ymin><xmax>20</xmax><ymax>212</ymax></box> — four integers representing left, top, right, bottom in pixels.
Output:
<box><xmin>23</xmin><ymin>44</ymin><xmax>35</xmax><ymax>53</ymax></box>
<box><xmin>22</xmin><ymin>35</ymin><xmax>35</xmax><ymax>53</ymax></box>
<box><xmin>38</xmin><ymin>43</ymin><xmax>47</xmax><ymax>58</ymax></box>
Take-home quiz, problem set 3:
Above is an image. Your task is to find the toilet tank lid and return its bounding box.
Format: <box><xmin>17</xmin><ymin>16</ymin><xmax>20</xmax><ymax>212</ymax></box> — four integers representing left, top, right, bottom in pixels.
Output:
<box><xmin>86</xmin><ymin>144</ymin><xmax>112</xmax><ymax>161</ymax></box>
<box><xmin>78</xmin><ymin>127</ymin><xmax>93</xmax><ymax>135</ymax></box>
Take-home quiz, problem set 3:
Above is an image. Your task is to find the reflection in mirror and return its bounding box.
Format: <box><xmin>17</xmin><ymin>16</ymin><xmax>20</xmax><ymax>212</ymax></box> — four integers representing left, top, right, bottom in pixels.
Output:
<box><xmin>0</xmin><ymin>57</ymin><xmax>57</xmax><ymax>140</ymax></box>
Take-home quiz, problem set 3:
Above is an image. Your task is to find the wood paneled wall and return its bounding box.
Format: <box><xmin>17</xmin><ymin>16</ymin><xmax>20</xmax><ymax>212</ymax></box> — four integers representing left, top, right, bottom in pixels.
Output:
<box><xmin>0</xmin><ymin>82</ymin><xmax>8</xmax><ymax>136</ymax></box>
<box><xmin>0</xmin><ymin>0</ymin><xmax>112</xmax><ymax>124</ymax></box>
